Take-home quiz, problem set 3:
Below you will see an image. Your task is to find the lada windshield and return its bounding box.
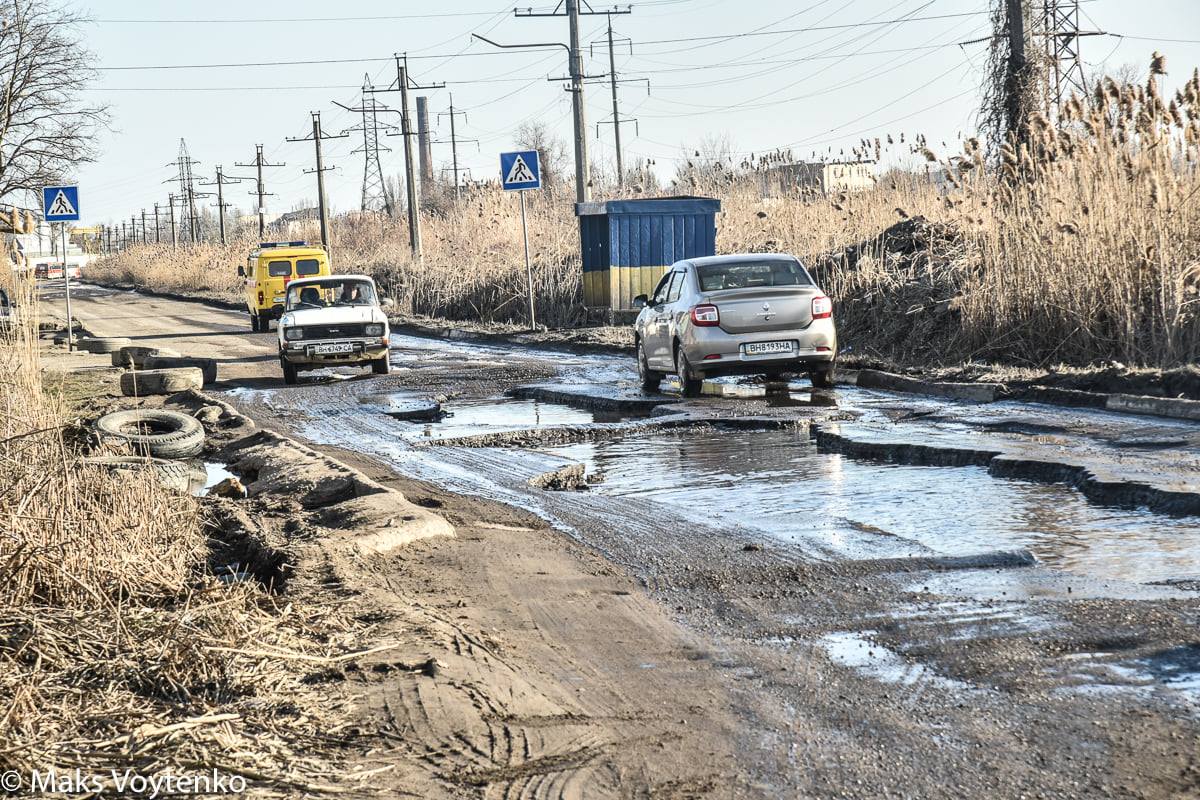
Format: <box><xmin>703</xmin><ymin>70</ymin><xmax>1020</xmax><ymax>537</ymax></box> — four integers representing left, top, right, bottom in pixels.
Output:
<box><xmin>287</xmin><ymin>278</ymin><xmax>376</xmax><ymax>310</ymax></box>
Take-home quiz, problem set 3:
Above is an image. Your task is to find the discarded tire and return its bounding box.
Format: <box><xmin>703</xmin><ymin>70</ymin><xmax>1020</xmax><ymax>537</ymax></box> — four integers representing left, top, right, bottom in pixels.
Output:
<box><xmin>79</xmin><ymin>337</ymin><xmax>133</xmax><ymax>354</ymax></box>
<box><xmin>79</xmin><ymin>456</ymin><xmax>193</xmax><ymax>493</ymax></box>
<box><xmin>111</xmin><ymin>345</ymin><xmax>183</xmax><ymax>369</ymax></box>
<box><xmin>94</xmin><ymin>409</ymin><xmax>205</xmax><ymax>458</ymax></box>
<box><xmin>143</xmin><ymin>355</ymin><xmax>218</xmax><ymax>385</ymax></box>
<box><xmin>119</xmin><ymin>367</ymin><xmax>204</xmax><ymax>397</ymax></box>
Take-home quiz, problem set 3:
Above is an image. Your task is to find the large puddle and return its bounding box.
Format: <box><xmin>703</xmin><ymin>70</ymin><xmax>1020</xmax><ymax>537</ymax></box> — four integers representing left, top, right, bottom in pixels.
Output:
<box><xmin>545</xmin><ymin>428</ymin><xmax>1200</xmax><ymax>583</ymax></box>
<box><xmin>401</xmin><ymin>398</ymin><xmax>598</xmax><ymax>442</ymax></box>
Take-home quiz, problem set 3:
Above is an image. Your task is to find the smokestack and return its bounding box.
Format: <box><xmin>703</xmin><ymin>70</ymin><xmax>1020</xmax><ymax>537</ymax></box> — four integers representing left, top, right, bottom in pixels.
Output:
<box><xmin>416</xmin><ymin>96</ymin><xmax>434</xmax><ymax>189</ymax></box>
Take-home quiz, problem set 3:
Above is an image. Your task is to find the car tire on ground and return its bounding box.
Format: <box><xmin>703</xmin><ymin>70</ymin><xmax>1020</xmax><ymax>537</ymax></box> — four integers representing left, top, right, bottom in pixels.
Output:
<box><xmin>250</xmin><ymin>312</ymin><xmax>264</xmax><ymax>332</ymax></box>
<box><xmin>637</xmin><ymin>339</ymin><xmax>662</xmax><ymax>391</ymax></box>
<box><xmin>675</xmin><ymin>344</ymin><xmax>703</xmax><ymax>398</ymax></box>
<box><xmin>111</xmin><ymin>345</ymin><xmax>183</xmax><ymax>369</ymax></box>
<box><xmin>79</xmin><ymin>337</ymin><xmax>133</xmax><ymax>354</ymax></box>
<box><xmin>810</xmin><ymin>363</ymin><xmax>836</xmax><ymax>389</ymax></box>
<box><xmin>95</xmin><ymin>408</ymin><xmax>205</xmax><ymax>459</ymax></box>
<box><xmin>281</xmin><ymin>357</ymin><xmax>298</xmax><ymax>385</ymax></box>
<box><xmin>372</xmin><ymin>355</ymin><xmax>390</xmax><ymax>375</ymax></box>
<box><xmin>119</xmin><ymin>367</ymin><xmax>205</xmax><ymax>397</ymax></box>
<box><xmin>143</xmin><ymin>355</ymin><xmax>218</xmax><ymax>385</ymax></box>
<box><xmin>80</xmin><ymin>455</ymin><xmax>194</xmax><ymax>493</ymax></box>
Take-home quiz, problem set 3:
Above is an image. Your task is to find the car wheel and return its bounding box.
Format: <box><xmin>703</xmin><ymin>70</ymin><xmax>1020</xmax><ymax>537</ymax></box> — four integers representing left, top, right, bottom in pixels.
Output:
<box><xmin>636</xmin><ymin>339</ymin><xmax>661</xmax><ymax>391</ymax></box>
<box><xmin>675</xmin><ymin>344</ymin><xmax>703</xmax><ymax>398</ymax></box>
<box><xmin>250</xmin><ymin>313</ymin><xmax>261</xmax><ymax>332</ymax></box>
<box><xmin>281</xmin><ymin>357</ymin><xmax>298</xmax><ymax>386</ymax></box>
<box><xmin>372</xmin><ymin>355</ymin><xmax>390</xmax><ymax>375</ymax></box>
<box><xmin>810</xmin><ymin>363</ymin><xmax>836</xmax><ymax>389</ymax></box>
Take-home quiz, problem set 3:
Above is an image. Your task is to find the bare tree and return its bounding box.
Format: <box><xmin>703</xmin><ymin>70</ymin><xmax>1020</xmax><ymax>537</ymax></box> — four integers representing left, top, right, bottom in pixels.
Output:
<box><xmin>0</xmin><ymin>0</ymin><xmax>107</xmax><ymax>201</ymax></box>
<box><xmin>514</xmin><ymin>121</ymin><xmax>567</xmax><ymax>193</ymax></box>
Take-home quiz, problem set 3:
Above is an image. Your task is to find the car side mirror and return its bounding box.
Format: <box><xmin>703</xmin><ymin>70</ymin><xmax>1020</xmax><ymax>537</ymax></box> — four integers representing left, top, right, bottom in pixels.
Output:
<box><xmin>633</xmin><ymin>294</ymin><xmax>648</xmax><ymax>309</ymax></box>
<box><xmin>237</xmin><ymin>265</ymin><xmax>246</xmax><ymax>277</ymax></box>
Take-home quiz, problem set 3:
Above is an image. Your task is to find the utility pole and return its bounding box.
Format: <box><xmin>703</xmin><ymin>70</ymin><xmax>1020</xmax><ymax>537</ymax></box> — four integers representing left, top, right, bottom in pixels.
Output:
<box><xmin>1004</xmin><ymin>0</ymin><xmax>1029</xmax><ymax>140</ymax></box>
<box><xmin>120</xmin><ymin>221</ymin><xmax>127</xmax><ymax>250</ymax></box>
<box><xmin>140</xmin><ymin>209</ymin><xmax>148</xmax><ymax>244</ymax></box>
<box><xmin>479</xmin><ymin>3</ymin><xmax>628</xmax><ymax>203</ymax></box>
<box><xmin>153</xmin><ymin>203</ymin><xmax>161</xmax><ymax>244</ymax></box>
<box><xmin>415</xmin><ymin>96</ymin><xmax>434</xmax><ymax>189</ymax></box>
<box><xmin>590</xmin><ymin>16</ymin><xmax>647</xmax><ymax>188</ymax></box>
<box><xmin>200</xmin><ymin>165</ymin><xmax>249</xmax><ymax>246</ymax></box>
<box><xmin>236</xmin><ymin>144</ymin><xmax>285</xmax><ymax>239</ymax></box>
<box><xmin>168</xmin><ymin>193</ymin><xmax>178</xmax><ymax>250</ymax></box>
<box><xmin>374</xmin><ymin>55</ymin><xmax>444</xmax><ymax>257</ymax></box>
<box><xmin>131</xmin><ymin>215</ymin><xmax>138</xmax><ymax>246</ymax></box>
<box><xmin>335</xmin><ymin>74</ymin><xmax>395</xmax><ymax>215</ymax></box>
<box><xmin>435</xmin><ymin>94</ymin><xmax>477</xmax><ymax>201</ymax></box>
<box><xmin>287</xmin><ymin>111</ymin><xmax>348</xmax><ymax>252</ymax></box>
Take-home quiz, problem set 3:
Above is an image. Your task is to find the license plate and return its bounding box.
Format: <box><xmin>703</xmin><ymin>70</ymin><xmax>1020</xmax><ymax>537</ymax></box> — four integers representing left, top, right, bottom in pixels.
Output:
<box><xmin>744</xmin><ymin>341</ymin><xmax>794</xmax><ymax>356</ymax></box>
<box><xmin>313</xmin><ymin>342</ymin><xmax>354</xmax><ymax>355</ymax></box>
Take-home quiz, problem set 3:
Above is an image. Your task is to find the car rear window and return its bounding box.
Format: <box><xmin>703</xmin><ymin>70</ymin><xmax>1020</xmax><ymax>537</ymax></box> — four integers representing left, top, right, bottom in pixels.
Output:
<box><xmin>267</xmin><ymin>260</ymin><xmax>292</xmax><ymax>277</ymax></box>
<box><xmin>295</xmin><ymin>258</ymin><xmax>321</xmax><ymax>276</ymax></box>
<box><xmin>697</xmin><ymin>260</ymin><xmax>812</xmax><ymax>291</ymax></box>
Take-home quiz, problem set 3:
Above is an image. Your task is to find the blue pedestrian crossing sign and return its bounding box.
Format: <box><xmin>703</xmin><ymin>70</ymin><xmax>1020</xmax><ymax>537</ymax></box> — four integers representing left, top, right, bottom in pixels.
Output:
<box><xmin>42</xmin><ymin>185</ymin><xmax>80</xmax><ymax>222</ymax></box>
<box><xmin>500</xmin><ymin>150</ymin><xmax>541</xmax><ymax>191</ymax></box>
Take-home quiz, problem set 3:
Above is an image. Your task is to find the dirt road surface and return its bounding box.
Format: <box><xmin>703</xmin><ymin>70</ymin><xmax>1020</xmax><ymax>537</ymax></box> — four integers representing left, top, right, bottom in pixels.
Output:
<box><xmin>48</xmin><ymin>283</ymin><xmax>1200</xmax><ymax>798</ymax></box>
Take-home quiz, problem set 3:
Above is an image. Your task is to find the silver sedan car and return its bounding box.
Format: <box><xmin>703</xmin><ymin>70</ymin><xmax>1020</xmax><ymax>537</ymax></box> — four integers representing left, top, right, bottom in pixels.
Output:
<box><xmin>632</xmin><ymin>254</ymin><xmax>837</xmax><ymax>396</ymax></box>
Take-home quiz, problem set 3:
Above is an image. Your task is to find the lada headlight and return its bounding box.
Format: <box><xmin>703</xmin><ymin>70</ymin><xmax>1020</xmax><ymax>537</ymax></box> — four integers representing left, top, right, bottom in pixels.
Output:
<box><xmin>284</xmin><ymin>327</ymin><xmax>305</xmax><ymax>341</ymax></box>
<box><xmin>364</xmin><ymin>323</ymin><xmax>385</xmax><ymax>337</ymax></box>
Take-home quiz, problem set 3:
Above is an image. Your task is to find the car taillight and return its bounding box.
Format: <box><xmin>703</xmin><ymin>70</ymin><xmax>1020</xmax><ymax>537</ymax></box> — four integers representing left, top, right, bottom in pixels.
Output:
<box><xmin>690</xmin><ymin>304</ymin><xmax>720</xmax><ymax>326</ymax></box>
<box><xmin>257</xmin><ymin>291</ymin><xmax>264</xmax><ymax>305</ymax></box>
<box><xmin>812</xmin><ymin>296</ymin><xmax>833</xmax><ymax>319</ymax></box>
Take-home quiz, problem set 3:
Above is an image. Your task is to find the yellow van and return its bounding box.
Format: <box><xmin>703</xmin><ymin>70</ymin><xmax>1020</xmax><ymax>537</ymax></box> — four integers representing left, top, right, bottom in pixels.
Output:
<box><xmin>240</xmin><ymin>241</ymin><xmax>331</xmax><ymax>331</ymax></box>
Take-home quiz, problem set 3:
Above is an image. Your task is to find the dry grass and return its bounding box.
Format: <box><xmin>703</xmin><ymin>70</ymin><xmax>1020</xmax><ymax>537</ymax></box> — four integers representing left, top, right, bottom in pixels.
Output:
<box><xmin>90</xmin><ymin>59</ymin><xmax>1200</xmax><ymax>367</ymax></box>
<box><xmin>0</xmin><ymin>277</ymin><xmax>364</xmax><ymax>790</ymax></box>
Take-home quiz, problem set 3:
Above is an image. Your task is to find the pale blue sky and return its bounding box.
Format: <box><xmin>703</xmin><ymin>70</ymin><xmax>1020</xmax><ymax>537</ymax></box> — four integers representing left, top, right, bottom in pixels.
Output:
<box><xmin>71</xmin><ymin>0</ymin><xmax>1200</xmax><ymax>225</ymax></box>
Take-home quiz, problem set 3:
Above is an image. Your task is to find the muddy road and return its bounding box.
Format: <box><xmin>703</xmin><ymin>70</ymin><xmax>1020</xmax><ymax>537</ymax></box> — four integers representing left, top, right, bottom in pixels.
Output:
<box><xmin>54</xmin><ymin>283</ymin><xmax>1200</xmax><ymax>798</ymax></box>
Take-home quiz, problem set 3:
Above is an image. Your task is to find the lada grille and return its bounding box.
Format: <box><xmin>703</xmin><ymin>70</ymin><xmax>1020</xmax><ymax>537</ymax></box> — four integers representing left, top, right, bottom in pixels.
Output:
<box><xmin>302</xmin><ymin>323</ymin><xmax>367</xmax><ymax>339</ymax></box>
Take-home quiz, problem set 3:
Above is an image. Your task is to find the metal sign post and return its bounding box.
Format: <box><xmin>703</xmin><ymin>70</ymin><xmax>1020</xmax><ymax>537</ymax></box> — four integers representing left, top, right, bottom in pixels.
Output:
<box><xmin>43</xmin><ymin>185</ymin><xmax>81</xmax><ymax>350</ymax></box>
<box><xmin>500</xmin><ymin>150</ymin><xmax>541</xmax><ymax>331</ymax></box>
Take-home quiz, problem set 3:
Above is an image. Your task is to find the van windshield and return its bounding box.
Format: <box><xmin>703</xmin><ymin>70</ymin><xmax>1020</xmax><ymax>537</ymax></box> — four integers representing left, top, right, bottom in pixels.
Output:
<box><xmin>286</xmin><ymin>278</ymin><xmax>376</xmax><ymax>310</ymax></box>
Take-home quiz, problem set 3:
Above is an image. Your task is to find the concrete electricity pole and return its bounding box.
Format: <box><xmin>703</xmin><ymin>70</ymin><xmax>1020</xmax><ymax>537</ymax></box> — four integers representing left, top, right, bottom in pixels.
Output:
<box><xmin>236</xmin><ymin>144</ymin><xmax>285</xmax><ymax>238</ymax></box>
<box><xmin>1004</xmin><ymin>0</ymin><xmax>1029</xmax><ymax>140</ymax></box>
<box><xmin>436</xmin><ymin>95</ymin><xmax>477</xmax><ymax>201</ymax></box>
<box><xmin>168</xmin><ymin>193</ymin><xmax>178</xmax><ymax>250</ymax></box>
<box><xmin>590</xmin><ymin>17</ymin><xmax>647</xmax><ymax>188</ymax></box>
<box><xmin>200</xmin><ymin>165</ymin><xmax>249</xmax><ymax>246</ymax></box>
<box><xmin>478</xmin><ymin>3</ymin><xmax>627</xmax><ymax>203</ymax></box>
<box><xmin>140</xmin><ymin>209</ymin><xmax>148</xmax><ymax>244</ymax></box>
<box><xmin>153</xmin><ymin>203</ymin><xmax>161</xmax><ymax>243</ymax></box>
<box><xmin>288</xmin><ymin>111</ymin><xmax>348</xmax><ymax>252</ymax></box>
<box><xmin>374</xmin><ymin>55</ymin><xmax>444</xmax><ymax>257</ymax></box>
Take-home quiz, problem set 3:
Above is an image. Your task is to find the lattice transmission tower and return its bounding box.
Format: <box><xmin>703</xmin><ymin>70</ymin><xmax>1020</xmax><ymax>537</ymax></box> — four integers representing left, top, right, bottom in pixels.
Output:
<box><xmin>337</xmin><ymin>75</ymin><xmax>395</xmax><ymax>215</ymax></box>
<box><xmin>1036</xmin><ymin>1</ymin><xmax>1098</xmax><ymax>111</ymax></box>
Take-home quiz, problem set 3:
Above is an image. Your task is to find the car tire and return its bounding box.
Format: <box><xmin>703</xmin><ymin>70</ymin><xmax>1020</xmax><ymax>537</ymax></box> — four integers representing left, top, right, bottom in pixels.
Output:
<box><xmin>372</xmin><ymin>355</ymin><xmax>390</xmax><ymax>375</ymax></box>
<box><xmin>95</xmin><ymin>409</ymin><xmax>205</xmax><ymax>459</ymax></box>
<box><xmin>636</xmin><ymin>339</ymin><xmax>662</xmax><ymax>391</ymax></box>
<box><xmin>111</xmin><ymin>345</ymin><xmax>183</xmax><ymax>369</ymax></box>
<box><xmin>281</xmin><ymin>356</ymin><xmax>298</xmax><ymax>386</ymax></box>
<box><xmin>119</xmin><ymin>368</ymin><xmax>205</xmax><ymax>397</ymax></box>
<box><xmin>143</xmin><ymin>355</ymin><xmax>218</xmax><ymax>385</ymax></box>
<box><xmin>80</xmin><ymin>455</ymin><xmax>193</xmax><ymax>493</ymax></box>
<box><xmin>810</xmin><ymin>363</ymin><xmax>836</xmax><ymax>389</ymax></box>
<box><xmin>675</xmin><ymin>344</ymin><xmax>703</xmax><ymax>398</ymax></box>
<box><xmin>79</xmin><ymin>336</ymin><xmax>133</xmax><ymax>354</ymax></box>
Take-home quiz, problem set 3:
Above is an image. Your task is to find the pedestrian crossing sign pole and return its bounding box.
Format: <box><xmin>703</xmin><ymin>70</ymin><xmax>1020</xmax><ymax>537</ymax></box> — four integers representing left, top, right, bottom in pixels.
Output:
<box><xmin>500</xmin><ymin>150</ymin><xmax>541</xmax><ymax>330</ymax></box>
<box><xmin>42</xmin><ymin>185</ymin><xmax>81</xmax><ymax>351</ymax></box>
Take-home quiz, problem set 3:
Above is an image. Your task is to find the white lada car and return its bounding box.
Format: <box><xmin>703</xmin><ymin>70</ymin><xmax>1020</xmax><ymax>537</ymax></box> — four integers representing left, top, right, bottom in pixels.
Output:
<box><xmin>277</xmin><ymin>275</ymin><xmax>391</xmax><ymax>385</ymax></box>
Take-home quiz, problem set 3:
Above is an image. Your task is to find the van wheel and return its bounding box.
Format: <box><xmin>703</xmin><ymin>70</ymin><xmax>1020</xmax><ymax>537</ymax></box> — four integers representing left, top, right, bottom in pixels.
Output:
<box><xmin>250</xmin><ymin>313</ymin><xmax>261</xmax><ymax>332</ymax></box>
<box><xmin>281</xmin><ymin>357</ymin><xmax>298</xmax><ymax>386</ymax></box>
<box><xmin>674</xmin><ymin>345</ymin><xmax>703</xmax><ymax>398</ymax></box>
<box><xmin>372</xmin><ymin>355</ymin><xmax>390</xmax><ymax>375</ymax></box>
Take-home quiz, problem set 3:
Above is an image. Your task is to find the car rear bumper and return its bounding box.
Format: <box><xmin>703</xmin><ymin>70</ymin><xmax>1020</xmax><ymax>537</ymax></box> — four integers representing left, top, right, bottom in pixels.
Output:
<box><xmin>281</xmin><ymin>340</ymin><xmax>389</xmax><ymax>366</ymax></box>
<box><xmin>681</xmin><ymin>319</ymin><xmax>836</xmax><ymax>377</ymax></box>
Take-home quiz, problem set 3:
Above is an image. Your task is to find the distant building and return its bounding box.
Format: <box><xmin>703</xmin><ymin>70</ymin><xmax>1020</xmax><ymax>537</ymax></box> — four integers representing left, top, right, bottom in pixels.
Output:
<box><xmin>759</xmin><ymin>161</ymin><xmax>876</xmax><ymax>196</ymax></box>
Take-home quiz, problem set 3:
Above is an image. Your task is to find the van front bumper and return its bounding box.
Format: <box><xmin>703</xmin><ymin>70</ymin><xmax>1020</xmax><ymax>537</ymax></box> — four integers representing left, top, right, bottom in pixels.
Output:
<box><xmin>281</xmin><ymin>339</ymin><xmax>389</xmax><ymax>366</ymax></box>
